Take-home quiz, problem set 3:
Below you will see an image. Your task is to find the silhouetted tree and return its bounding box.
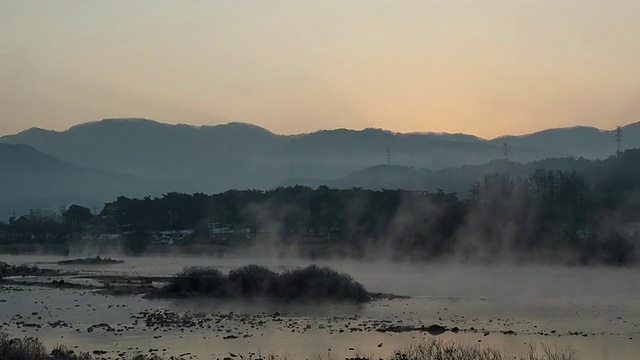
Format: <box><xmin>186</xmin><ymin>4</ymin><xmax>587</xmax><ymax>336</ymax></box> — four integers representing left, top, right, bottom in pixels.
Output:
<box><xmin>62</xmin><ymin>205</ymin><xmax>93</xmax><ymax>233</ymax></box>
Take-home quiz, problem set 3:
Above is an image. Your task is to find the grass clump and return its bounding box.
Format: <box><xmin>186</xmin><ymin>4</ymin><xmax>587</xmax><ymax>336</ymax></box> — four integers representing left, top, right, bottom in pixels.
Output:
<box><xmin>163</xmin><ymin>266</ymin><xmax>226</xmax><ymax>296</ymax></box>
<box><xmin>226</xmin><ymin>264</ymin><xmax>278</xmax><ymax>296</ymax></box>
<box><xmin>0</xmin><ymin>332</ymin><xmax>183</xmax><ymax>359</ymax></box>
<box><xmin>0</xmin><ymin>332</ymin><xmax>92</xmax><ymax>360</ymax></box>
<box><xmin>162</xmin><ymin>264</ymin><xmax>371</xmax><ymax>302</ymax></box>
<box><xmin>0</xmin><ymin>333</ymin><xmax>578</xmax><ymax>360</ymax></box>
<box><xmin>274</xmin><ymin>265</ymin><xmax>370</xmax><ymax>302</ymax></box>
<box><xmin>390</xmin><ymin>340</ymin><xmax>576</xmax><ymax>360</ymax></box>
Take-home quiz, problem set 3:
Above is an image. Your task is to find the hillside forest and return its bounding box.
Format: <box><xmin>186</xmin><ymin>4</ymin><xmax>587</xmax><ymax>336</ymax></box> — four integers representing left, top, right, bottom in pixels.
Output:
<box><xmin>2</xmin><ymin>150</ymin><xmax>640</xmax><ymax>265</ymax></box>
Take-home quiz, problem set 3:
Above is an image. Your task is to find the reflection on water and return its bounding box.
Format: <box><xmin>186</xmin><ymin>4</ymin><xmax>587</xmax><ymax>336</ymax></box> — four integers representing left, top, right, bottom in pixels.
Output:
<box><xmin>1</xmin><ymin>255</ymin><xmax>639</xmax><ymax>359</ymax></box>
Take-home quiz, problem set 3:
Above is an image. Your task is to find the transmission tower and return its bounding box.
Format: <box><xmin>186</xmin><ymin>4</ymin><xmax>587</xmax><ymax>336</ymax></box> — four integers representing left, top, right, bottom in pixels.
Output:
<box><xmin>502</xmin><ymin>142</ymin><xmax>509</xmax><ymax>160</ymax></box>
<box><xmin>386</xmin><ymin>147</ymin><xmax>391</xmax><ymax>165</ymax></box>
<box><xmin>615</xmin><ymin>126</ymin><xmax>623</xmax><ymax>156</ymax></box>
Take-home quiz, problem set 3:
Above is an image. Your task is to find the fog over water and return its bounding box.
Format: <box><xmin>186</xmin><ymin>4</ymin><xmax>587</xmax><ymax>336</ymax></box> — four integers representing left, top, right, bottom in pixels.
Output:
<box><xmin>1</xmin><ymin>255</ymin><xmax>639</xmax><ymax>359</ymax></box>
<box><xmin>3</xmin><ymin>2</ymin><xmax>640</xmax><ymax>359</ymax></box>
<box><xmin>7</xmin><ymin>254</ymin><xmax>640</xmax><ymax>298</ymax></box>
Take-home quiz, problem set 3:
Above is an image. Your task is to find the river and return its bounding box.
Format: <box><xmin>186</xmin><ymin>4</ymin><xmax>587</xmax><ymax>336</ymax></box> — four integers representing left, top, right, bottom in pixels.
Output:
<box><xmin>1</xmin><ymin>255</ymin><xmax>639</xmax><ymax>359</ymax></box>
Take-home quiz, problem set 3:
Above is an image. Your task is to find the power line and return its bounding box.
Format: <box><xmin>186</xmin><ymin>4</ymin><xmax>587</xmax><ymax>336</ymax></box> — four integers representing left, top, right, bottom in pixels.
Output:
<box><xmin>615</xmin><ymin>126</ymin><xmax>623</xmax><ymax>156</ymax></box>
<box><xmin>502</xmin><ymin>142</ymin><xmax>509</xmax><ymax>160</ymax></box>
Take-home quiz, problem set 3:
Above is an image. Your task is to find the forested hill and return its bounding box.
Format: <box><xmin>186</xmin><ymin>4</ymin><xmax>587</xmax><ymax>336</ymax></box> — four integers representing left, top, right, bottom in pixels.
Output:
<box><xmin>283</xmin><ymin>150</ymin><xmax>639</xmax><ymax>195</ymax></box>
<box><xmin>2</xmin><ymin>149</ymin><xmax>639</xmax><ymax>265</ymax></box>
<box><xmin>2</xmin><ymin>118</ymin><xmax>639</xmax><ymax>194</ymax></box>
<box><xmin>0</xmin><ymin>143</ymin><xmax>179</xmax><ymax>218</ymax></box>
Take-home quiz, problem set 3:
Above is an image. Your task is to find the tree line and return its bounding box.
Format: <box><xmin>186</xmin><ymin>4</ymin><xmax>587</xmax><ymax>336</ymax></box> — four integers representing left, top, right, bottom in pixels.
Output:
<box><xmin>1</xmin><ymin>150</ymin><xmax>639</xmax><ymax>264</ymax></box>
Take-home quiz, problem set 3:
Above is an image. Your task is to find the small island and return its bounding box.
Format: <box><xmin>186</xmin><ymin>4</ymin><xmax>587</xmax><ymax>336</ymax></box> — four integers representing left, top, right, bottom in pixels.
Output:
<box><xmin>158</xmin><ymin>264</ymin><xmax>372</xmax><ymax>303</ymax></box>
<box><xmin>57</xmin><ymin>256</ymin><xmax>124</xmax><ymax>266</ymax></box>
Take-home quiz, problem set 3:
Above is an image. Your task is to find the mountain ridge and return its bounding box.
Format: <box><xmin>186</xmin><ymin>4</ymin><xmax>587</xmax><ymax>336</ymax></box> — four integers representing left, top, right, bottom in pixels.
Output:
<box><xmin>1</xmin><ymin>118</ymin><xmax>639</xmax><ymax>197</ymax></box>
<box><xmin>0</xmin><ymin>143</ymin><xmax>181</xmax><ymax>218</ymax></box>
<box><xmin>5</xmin><ymin>117</ymin><xmax>638</xmax><ymax>140</ymax></box>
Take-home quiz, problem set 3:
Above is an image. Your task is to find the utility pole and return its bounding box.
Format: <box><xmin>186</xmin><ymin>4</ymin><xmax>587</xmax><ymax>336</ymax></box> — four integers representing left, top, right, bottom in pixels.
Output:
<box><xmin>615</xmin><ymin>126</ymin><xmax>623</xmax><ymax>156</ymax></box>
<box><xmin>386</xmin><ymin>147</ymin><xmax>391</xmax><ymax>165</ymax></box>
<box><xmin>502</xmin><ymin>142</ymin><xmax>509</xmax><ymax>161</ymax></box>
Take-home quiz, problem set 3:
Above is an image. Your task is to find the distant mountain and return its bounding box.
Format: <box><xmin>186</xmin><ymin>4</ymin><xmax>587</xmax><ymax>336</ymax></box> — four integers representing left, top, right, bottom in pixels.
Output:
<box><xmin>0</xmin><ymin>143</ymin><xmax>177</xmax><ymax>218</ymax></box>
<box><xmin>1</xmin><ymin>118</ymin><xmax>638</xmax><ymax>195</ymax></box>
<box><xmin>280</xmin><ymin>156</ymin><xmax>613</xmax><ymax>195</ymax></box>
<box><xmin>490</xmin><ymin>124</ymin><xmax>640</xmax><ymax>159</ymax></box>
<box><xmin>336</xmin><ymin>165</ymin><xmax>434</xmax><ymax>190</ymax></box>
<box><xmin>1</xmin><ymin>119</ymin><xmax>293</xmax><ymax>192</ymax></box>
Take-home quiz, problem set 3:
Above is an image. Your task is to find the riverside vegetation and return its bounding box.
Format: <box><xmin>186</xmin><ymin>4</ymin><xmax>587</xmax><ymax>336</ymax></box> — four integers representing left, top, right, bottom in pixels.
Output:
<box><xmin>0</xmin><ymin>262</ymin><xmax>374</xmax><ymax>303</ymax></box>
<box><xmin>0</xmin><ymin>332</ymin><xmax>577</xmax><ymax>360</ymax></box>
<box><xmin>2</xmin><ymin>149</ymin><xmax>640</xmax><ymax>264</ymax></box>
<box><xmin>160</xmin><ymin>265</ymin><xmax>371</xmax><ymax>302</ymax></box>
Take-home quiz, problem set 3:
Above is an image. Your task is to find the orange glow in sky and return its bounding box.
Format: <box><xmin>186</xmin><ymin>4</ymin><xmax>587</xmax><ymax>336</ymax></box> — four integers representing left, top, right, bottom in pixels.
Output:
<box><xmin>1</xmin><ymin>1</ymin><xmax>639</xmax><ymax>138</ymax></box>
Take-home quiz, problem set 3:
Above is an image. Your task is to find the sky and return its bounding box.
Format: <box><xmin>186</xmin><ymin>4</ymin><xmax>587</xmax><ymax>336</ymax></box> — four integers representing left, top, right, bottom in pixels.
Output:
<box><xmin>1</xmin><ymin>1</ymin><xmax>640</xmax><ymax>138</ymax></box>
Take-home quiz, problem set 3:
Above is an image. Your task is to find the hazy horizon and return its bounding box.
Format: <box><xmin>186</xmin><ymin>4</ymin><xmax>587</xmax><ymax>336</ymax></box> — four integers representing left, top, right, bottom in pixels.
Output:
<box><xmin>3</xmin><ymin>4</ymin><xmax>640</xmax><ymax>359</ymax></box>
<box><xmin>1</xmin><ymin>116</ymin><xmax>637</xmax><ymax>140</ymax></box>
<box><xmin>2</xmin><ymin>1</ymin><xmax>640</xmax><ymax>138</ymax></box>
